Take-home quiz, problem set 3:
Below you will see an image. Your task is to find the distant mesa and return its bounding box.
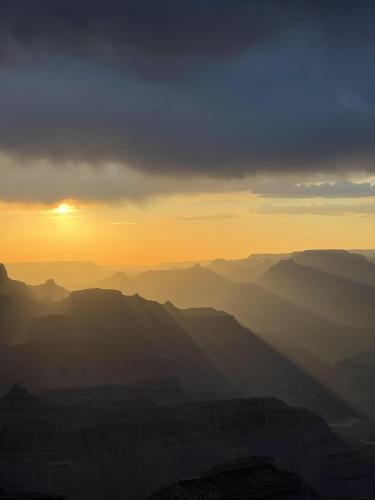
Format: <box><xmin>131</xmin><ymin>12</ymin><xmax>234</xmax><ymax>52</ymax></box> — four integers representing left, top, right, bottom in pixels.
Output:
<box><xmin>70</xmin><ymin>287</ymin><xmax>124</xmax><ymax>304</ymax></box>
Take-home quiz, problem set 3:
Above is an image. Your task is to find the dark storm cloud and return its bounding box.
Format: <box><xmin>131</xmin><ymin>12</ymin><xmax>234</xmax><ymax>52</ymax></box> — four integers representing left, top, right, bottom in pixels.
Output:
<box><xmin>0</xmin><ymin>0</ymin><xmax>289</xmax><ymax>69</ymax></box>
<box><xmin>1</xmin><ymin>0</ymin><xmax>375</xmax><ymax>186</ymax></box>
<box><xmin>1</xmin><ymin>0</ymin><xmax>374</xmax><ymax>69</ymax></box>
<box><xmin>0</xmin><ymin>0</ymin><xmax>355</xmax><ymax>69</ymax></box>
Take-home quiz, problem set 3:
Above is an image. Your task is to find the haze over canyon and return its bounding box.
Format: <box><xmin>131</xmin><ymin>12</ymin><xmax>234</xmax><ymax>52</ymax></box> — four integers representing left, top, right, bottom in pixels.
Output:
<box><xmin>2</xmin><ymin>1</ymin><xmax>375</xmax><ymax>498</ymax></box>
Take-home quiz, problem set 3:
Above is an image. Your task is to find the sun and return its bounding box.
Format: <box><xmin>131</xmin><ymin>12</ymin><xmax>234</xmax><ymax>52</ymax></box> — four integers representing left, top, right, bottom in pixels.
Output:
<box><xmin>52</xmin><ymin>203</ymin><xmax>77</xmax><ymax>215</ymax></box>
<box><xmin>41</xmin><ymin>201</ymin><xmax>79</xmax><ymax>216</ymax></box>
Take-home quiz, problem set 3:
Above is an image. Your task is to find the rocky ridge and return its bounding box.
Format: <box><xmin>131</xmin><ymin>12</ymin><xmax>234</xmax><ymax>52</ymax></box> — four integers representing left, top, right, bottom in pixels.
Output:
<box><xmin>0</xmin><ymin>387</ymin><xmax>373</xmax><ymax>499</ymax></box>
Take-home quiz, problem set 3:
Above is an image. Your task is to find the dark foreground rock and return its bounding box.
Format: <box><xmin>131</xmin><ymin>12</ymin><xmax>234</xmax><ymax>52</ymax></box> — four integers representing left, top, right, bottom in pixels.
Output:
<box><xmin>0</xmin><ymin>387</ymin><xmax>373</xmax><ymax>500</ymax></box>
<box><xmin>0</xmin><ymin>495</ymin><xmax>65</xmax><ymax>500</ymax></box>
<box><xmin>147</xmin><ymin>456</ymin><xmax>320</xmax><ymax>499</ymax></box>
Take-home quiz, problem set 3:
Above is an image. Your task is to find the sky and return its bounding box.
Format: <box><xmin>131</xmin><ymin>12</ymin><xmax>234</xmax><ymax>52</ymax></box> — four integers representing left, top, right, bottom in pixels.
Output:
<box><xmin>1</xmin><ymin>0</ymin><xmax>375</xmax><ymax>264</ymax></box>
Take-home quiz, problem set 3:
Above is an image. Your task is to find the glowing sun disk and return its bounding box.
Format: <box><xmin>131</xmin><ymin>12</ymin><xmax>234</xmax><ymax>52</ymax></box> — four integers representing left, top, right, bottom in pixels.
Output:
<box><xmin>53</xmin><ymin>203</ymin><xmax>76</xmax><ymax>215</ymax></box>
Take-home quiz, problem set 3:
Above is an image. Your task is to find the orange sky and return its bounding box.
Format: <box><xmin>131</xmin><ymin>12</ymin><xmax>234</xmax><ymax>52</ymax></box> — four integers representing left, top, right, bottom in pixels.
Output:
<box><xmin>2</xmin><ymin>193</ymin><xmax>375</xmax><ymax>265</ymax></box>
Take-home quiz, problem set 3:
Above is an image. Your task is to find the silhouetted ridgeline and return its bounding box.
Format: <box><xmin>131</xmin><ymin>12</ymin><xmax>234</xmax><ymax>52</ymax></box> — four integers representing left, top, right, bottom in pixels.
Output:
<box><xmin>4</xmin><ymin>261</ymin><xmax>107</xmax><ymax>289</ymax></box>
<box><xmin>0</xmin><ymin>269</ymin><xmax>356</xmax><ymax>417</ymax></box>
<box><xmin>2</xmin><ymin>256</ymin><xmax>375</xmax><ymax>419</ymax></box>
<box><xmin>207</xmin><ymin>253</ymin><xmax>288</xmax><ymax>282</ymax></box>
<box><xmin>92</xmin><ymin>260</ymin><xmax>375</xmax><ymax>362</ymax></box>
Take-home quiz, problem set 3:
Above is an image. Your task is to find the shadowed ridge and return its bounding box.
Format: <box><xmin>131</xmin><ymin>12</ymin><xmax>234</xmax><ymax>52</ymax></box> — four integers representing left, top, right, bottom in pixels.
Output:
<box><xmin>29</xmin><ymin>279</ymin><xmax>69</xmax><ymax>302</ymax></box>
<box><xmin>0</xmin><ymin>264</ymin><xmax>46</xmax><ymax>344</ymax></box>
<box><xmin>0</xmin><ymin>263</ymin><xmax>8</xmax><ymax>283</ymax></box>
<box><xmin>3</xmin><ymin>384</ymin><xmax>36</xmax><ymax>401</ymax></box>
<box><xmin>19</xmin><ymin>288</ymin><xmax>238</xmax><ymax>395</ymax></box>
<box><xmin>27</xmin><ymin>314</ymin><xmax>72</xmax><ymax>343</ymax></box>
<box><xmin>295</xmin><ymin>249</ymin><xmax>366</xmax><ymax>260</ymax></box>
<box><xmin>70</xmin><ymin>288</ymin><xmax>123</xmax><ymax>299</ymax></box>
<box><xmin>134</xmin><ymin>263</ymin><xmax>230</xmax><ymax>288</ymax></box>
<box><xmin>4</xmin><ymin>261</ymin><xmax>106</xmax><ymax>289</ymax></box>
<box><xmin>165</xmin><ymin>299</ymin><xmax>357</xmax><ymax>418</ymax></box>
<box><xmin>164</xmin><ymin>300</ymin><xmax>230</xmax><ymax>318</ymax></box>
<box><xmin>0</xmin><ymin>263</ymin><xmax>31</xmax><ymax>297</ymax></box>
<box><xmin>292</xmin><ymin>249</ymin><xmax>375</xmax><ymax>287</ymax></box>
<box><xmin>131</xmin><ymin>264</ymin><xmax>233</xmax><ymax>312</ymax></box>
<box><xmin>0</xmin><ymin>384</ymin><xmax>44</xmax><ymax>414</ymax></box>
<box><xmin>259</xmin><ymin>257</ymin><xmax>373</xmax><ymax>291</ymax></box>
<box><xmin>201</xmin><ymin>456</ymin><xmax>275</xmax><ymax>476</ymax></box>
<box><xmin>258</xmin><ymin>258</ymin><xmax>375</xmax><ymax>328</ymax></box>
<box><xmin>0</xmin><ymin>392</ymin><xmax>372</xmax><ymax>499</ymax></box>
<box><xmin>0</xmin><ymin>279</ymin><xmax>363</xmax><ymax>416</ymax></box>
<box><xmin>92</xmin><ymin>271</ymin><xmax>137</xmax><ymax>294</ymax></box>
<box><xmin>130</xmin><ymin>263</ymin><xmax>375</xmax><ymax>362</ymax></box>
<box><xmin>39</xmin><ymin>377</ymin><xmax>190</xmax><ymax>408</ymax></box>
<box><xmin>208</xmin><ymin>255</ymin><xmax>283</xmax><ymax>283</ymax></box>
<box><xmin>68</xmin><ymin>287</ymin><xmax>124</xmax><ymax>317</ymax></box>
<box><xmin>146</xmin><ymin>455</ymin><xmax>320</xmax><ymax>499</ymax></box>
<box><xmin>0</xmin><ymin>495</ymin><xmax>66</xmax><ymax>499</ymax></box>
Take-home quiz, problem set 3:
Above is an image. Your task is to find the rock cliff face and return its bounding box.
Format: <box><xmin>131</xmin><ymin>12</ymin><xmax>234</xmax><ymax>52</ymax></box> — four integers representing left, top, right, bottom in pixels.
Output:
<box><xmin>0</xmin><ymin>264</ymin><xmax>48</xmax><ymax>344</ymax></box>
<box><xmin>0</xmin><ymin>265</ymin><xmax>31</xmax><ymax>297</ymax></box>
<box><xmin>0</xmin><ymin>389</ymin><xmax>373</xmax><ymax>500</ymax></box>
<box><xmin>147</xmin><ymin>456</ymin><xmax>320</xmax><ymax>499</ymax></box>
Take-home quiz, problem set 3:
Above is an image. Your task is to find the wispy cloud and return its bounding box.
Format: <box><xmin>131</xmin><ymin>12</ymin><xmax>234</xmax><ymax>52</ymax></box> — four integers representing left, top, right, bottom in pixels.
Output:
<box><xmin>159</xmin><ymin>213</ymin><xmax>239</xmax><ymax>223</ymax></box>
<box><xmin>111</xmin><ymin>221</ymin><xmax>137</xmax><ymax>225</ymax></box>
<box><xmin>256</xmin><ymin>202</ymin><xmax>375</xmax><ymax>216</ymax></box>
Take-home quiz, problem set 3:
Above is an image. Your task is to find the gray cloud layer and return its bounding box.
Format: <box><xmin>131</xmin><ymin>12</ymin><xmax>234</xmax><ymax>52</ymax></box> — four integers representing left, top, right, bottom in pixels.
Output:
<box><xmin>257</xmin><ymin>180</ymin><xmax>375</xmax><ymax>198</ymax></box>
<box><xmin>1</xmin><ymin>0</ymin><xmax>375</xmax><ymax>200</ymax></box>
<box><xmin>2</xmin><ymin>156</ymin><xmax>375</xmax><ymax>205</ymax></box>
